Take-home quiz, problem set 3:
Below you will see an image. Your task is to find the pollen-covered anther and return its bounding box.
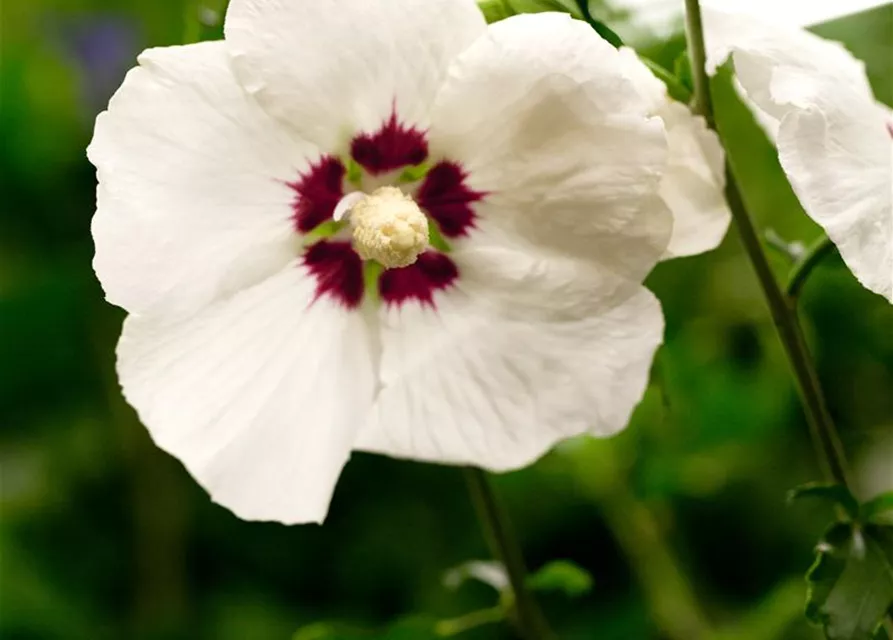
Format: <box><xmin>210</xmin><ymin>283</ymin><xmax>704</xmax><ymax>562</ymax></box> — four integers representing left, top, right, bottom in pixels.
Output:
<box><xmin>349</xmin><ymin>186</ymin><xmax>429</xmax><ymax>269</ymax></box>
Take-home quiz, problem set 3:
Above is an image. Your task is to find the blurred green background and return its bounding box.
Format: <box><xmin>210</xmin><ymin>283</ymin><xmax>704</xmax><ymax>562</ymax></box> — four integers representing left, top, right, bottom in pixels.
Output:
<box><xmin>1</xmin><ymin>1</ymin><xmax>891</xmax><ymax>639</ymax></box>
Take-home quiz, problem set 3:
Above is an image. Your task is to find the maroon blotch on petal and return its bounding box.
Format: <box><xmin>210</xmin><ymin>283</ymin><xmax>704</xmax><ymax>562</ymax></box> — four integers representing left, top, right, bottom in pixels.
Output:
<box><xmin>289</xmin><ymin>156</ymin><xmax>346</xmax><ymax>233</ymax></box>
<box><xmin>303</xmin><ymin>240</ymin><xmax>365</xmax><ymax>309</ymax></box>
<box><xmin>379</xmin><ymin>251</ymin><xmax>459</xmax><ymax>308</ymax></box>
<box><xmin>416</xmin><ymin>161</ymin><xmax>485</xmax><ymax>238</ymax></box>
<box><xmin>350</xmin><ymin>111</ymin><xmax>428</xmax><ymax>175</ymax></box>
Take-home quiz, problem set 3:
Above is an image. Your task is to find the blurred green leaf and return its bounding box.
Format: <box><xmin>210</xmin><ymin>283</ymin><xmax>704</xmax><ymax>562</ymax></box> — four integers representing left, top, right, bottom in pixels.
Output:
<box><xmin>382</xmin><ymin>617</ymin><xmax>440</xmax><ymax>639</ymax></box>
<box><xmin>434</xmin><ymin>607</ymin><xmax>506</xmax><ymax>637</ymax></box>
<box><xmin>293</xmin><ymin>617</ymin><xmax>439</xmax><ymax>640</ymax></box>
<box><xmin>711</xmin><ymin>579</ymin><xmax>808</xmax><ymax>640</ymax></box>
<box><xmin>573</xmin><ymin>0</ymin><xmax>624</xmax><ymax>48</ymax></box>
<box><xmin>788</xmin><ymin>483</ymin><xmax>860</xmax><ymax>521</ymax></box>
<box><xmin>526</xmin><ymin>560</ymin><xmax>593</xmax><ymax>598</ymax></box>
<box><xmin>805</xmin><ymin>522</ymin><xmax>893</xmax><ymax>640</ymax></box>
<box><xmin>293</xmin><ymin>622</ymin><xmax>353</xmax><ymax>640</ymax></box>
<box><xmin>862</xmin><ymin>492</ymin><xmax>893</xmax><ymax>524</ymax></box>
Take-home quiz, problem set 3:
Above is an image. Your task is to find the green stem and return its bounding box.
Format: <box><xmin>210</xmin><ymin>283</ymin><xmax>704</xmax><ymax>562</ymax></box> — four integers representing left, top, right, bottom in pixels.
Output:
<box><xmin>683</xmin><ymin>0</ymin><xmax>851</xmax><ymax>490</ymax></box>
<box><xmin>785</xmin><ymin>235</ymin><xmax>836</xmax><ymax>300</ymax></box>
<box><xmin>463</xmin><ymin>468</ymin><xmax>554</xmax><ymax>640</ymax></box>
<box><xmin>684</xmin><ymin>0</ymin><xmax>715</xmax><ymax>129</ymax></box>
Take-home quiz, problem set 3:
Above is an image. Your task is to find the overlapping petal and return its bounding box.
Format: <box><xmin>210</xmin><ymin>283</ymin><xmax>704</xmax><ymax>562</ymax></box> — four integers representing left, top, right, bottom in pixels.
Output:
<box><xmin>616</xmin><ymin>47</ymin><xmax>730</xmax><ymax>259</ymax></box>
<box><xmin>354</xmin><ymin>244</ymin><xmax>663</xmax><ymax>469</ymax></box>
<box><xmin>703</xmin><ymin>7</ymin><xmax>893</xmax><ymax>301</ymax></box>
<box><xmin>118</xmin><ymin>263</ymin><xmax>377</xmax><ymax>524</ymax></box>
<box><xmin>88</xmin><ymin>42</ymin><xmax>313</xmax><ymax>318</ymax></box>
<box><xmin>427</xmin><ymin>13</ymin><xmax>673</xmax><ymax>295</ymax></box>
<box><xmin>224</xmin><ymin>0</ymin><xmax>487</xmax><ymax>150</ymax></box>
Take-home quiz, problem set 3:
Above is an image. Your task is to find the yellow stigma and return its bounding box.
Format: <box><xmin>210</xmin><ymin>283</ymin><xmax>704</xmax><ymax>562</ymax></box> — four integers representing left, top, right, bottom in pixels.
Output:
<box><xmin>350</xmin><ymin>186</ymin><xmax>429</xmax><ymax>269</ymax></box>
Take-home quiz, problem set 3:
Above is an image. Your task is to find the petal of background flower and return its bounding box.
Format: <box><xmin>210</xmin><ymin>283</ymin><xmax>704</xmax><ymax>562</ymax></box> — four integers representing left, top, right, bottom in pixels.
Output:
<box><xmin>616</xmin><ymin>47</ymin><xmax>730</xmax><ymax>259</ymax></box>
<box><xmin>117</xmin><ymin>262</ymin><xmax>377</xmax><ymax>524</ymax></box>
<box><xmin>703</xmin><ymin>7</ymin><xmax>893</xmax><ymax>301</ymax></box>
<box><xmin>428</xmin><ymin>13</ymin><xmax>672</xmax><ymax>296</ymax></box>
<box><xmin>702</xmin><ymin>6</ymin><xmax>873</xmax><ymax>133</ymax></box>
<box><xmin>223</xmin><ymin>0</ymin><xmax>486</xmax><ymax>150</ymax></box>
<box><xmin>89</xmin><ymin>41</ymin><xmax>314</xmax><ymax>319</ymax></box>
<box><xmin>778</xmin><ymin>101</ymin><xmax>892</xmax><ymax>301</ymax></box>
<box><xmin>354</xmin><ymin>246</ymin><xmax>663</xmax><ymax>469</ymax></box>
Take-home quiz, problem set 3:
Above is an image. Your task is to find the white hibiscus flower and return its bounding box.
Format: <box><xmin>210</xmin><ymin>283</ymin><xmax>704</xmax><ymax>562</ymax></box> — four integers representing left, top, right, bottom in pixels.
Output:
<box><xmin>88</xmin><ymin>0</ymin><xmax>677</xmax><ymax>524</ymax></box>
<box><xmin>703</xmin><ymin>6</ymin><xmax>893</xmax><ymax>302</ymax></box>
<box><xmin>616</xmin><ymin>46</ymin><xmax>731</xmax><ymax>259</ymax></box>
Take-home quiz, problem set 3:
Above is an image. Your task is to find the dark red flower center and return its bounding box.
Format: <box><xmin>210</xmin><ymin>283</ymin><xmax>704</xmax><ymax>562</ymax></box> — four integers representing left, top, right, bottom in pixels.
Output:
<box><xmin>287</xmin><ymin>109</ymin><xmax>486</xmax><ymax>310</ymax></box>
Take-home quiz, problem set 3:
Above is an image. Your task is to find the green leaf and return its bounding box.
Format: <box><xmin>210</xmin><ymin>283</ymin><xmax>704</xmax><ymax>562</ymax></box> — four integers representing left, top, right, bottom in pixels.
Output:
<box><xmin>806</xmin><ymin>522</ymin><xmax>893</xmax><ymax>640</ymax></box>
<box><xmin>476</xmin><ymin>0</ymin><xmax>582</xmax><ymax>24</ymax></box>
<box><xmin>476</xmin><ymin>0</ymin><xmax>623</xmax><ymax>48</ymax></box>
<box><xmin>640</xmin><ymin>57</ymin><xmax>693</xmax><ymax>104</ymax></box>
<box><xmin>476</xmin><ymin>0</ymin><xmax>515</xmax><ymax>23</ymax></box>
<box><xmin>526</xmin><ymin>560</ymin><xmax>593</xmax><ymax>598</ymax></box>
<box><xmin>434</xmin><ymin>606</ymin><xmax>506</xmax><ymax>637</ymax></box>
<box><xmin>382</xmin><ymin>616</ymin><xmax>440</xmax><ymax>639</ymax></box>
<box><xmin>573</xmin><ymin>0</ymin><xmax>623</xmax><ymax>49</ymax></box>
<box><xmin>788</xmin><ymin>482</ymin><xmax>860</xmax><ymax>521</ymax></box>
<box><xmin>292</xmin><ymin>622</ymin><xmax>361</xmax><ymax>640</ymax></box>
<box><xmin>293</xmin><ymin>617</ymin><xmax>439</xmax><ymax>640</ymax></box>
<box><xmin>862</xmin><ymin>492</ymin><xmax>893</xmax><ymax>524</ymax></box>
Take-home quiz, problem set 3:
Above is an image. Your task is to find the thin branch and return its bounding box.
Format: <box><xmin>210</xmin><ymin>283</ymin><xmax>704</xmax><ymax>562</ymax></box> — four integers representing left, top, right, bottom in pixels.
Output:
<box><xmin>464</xmin><ymin>468</ymin><xmax>554</xmax><ymax>640</ymax></box>
<box><xmin>786</xmin><ymin>235</ymin><xmax>836</xmax><ymax>301</ymax></box>
<box><xmin>684</xmin><ymin>0</ymin><xmax>851</xmax><ymax>489</ymax></box>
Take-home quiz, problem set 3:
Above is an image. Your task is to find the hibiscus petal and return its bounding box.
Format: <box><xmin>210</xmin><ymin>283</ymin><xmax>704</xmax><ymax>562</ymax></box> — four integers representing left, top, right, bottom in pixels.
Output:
<box><xmin>778</xmin><ymin>102</ymin><xmax>893</xmax><ymax>301</ymax></box>
<box><xmin>703</xmin><ymin>7</ymin><xmax>893</xmax><ymax>301</ymax></box>
<box><xmin>223</xmin><ymin>0</ymin><xmax>486</xmax><ymax>150</ymax></box>
<box><xmin>354</xmin><ymin>247</ymin><xmax>663</xmax><ymax>469</ymax></box>
<box><xmin>615</xmin><ymin>47</ymin><xmax>730</xmax><ymax>259</ymax></box>
<box><xmin>89</xmin><ymin>42</ymin><xmax>313</xmax><ymax>319</ymax></box>
<box><xmin>428</xmin><ymin>13</ymin><xmax>672</xmax><ymax>295</ymax></box>
<box><xmin>117</xmin><ymin>262</ymin><xmax>377</xmax><ymax>524</ymax></box>
<box><xmin>659</xmin><ymin>101</ymin><xmax>731</xmax><ymax>258</ymax></box>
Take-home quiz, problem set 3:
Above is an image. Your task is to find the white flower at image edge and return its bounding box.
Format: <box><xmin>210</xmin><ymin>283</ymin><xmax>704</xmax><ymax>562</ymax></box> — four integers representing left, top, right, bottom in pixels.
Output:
<box><xmin>88</xmin><ymin>0</ymin><xmax>680</xmax><ymax>524</ymax></box>
<box><xmin>703</xmin><ymin>6</ymin><xmax>893</xmax><ymax>302</ymax></box>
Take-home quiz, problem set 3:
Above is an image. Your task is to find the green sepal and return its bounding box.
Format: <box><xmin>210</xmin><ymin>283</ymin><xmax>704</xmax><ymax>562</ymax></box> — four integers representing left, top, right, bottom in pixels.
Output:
<box><xmin>428</xmin><ymin>222</ymin><xmax>452</xmax><ymax>253</ymax></box>
<box><xmin>346</xmin><ymin>157</ymin><xmax>363</xmax><ymax>187</ymax></box>
<box><xmin>398</xmin><ymin>162</ymin><xmax>431</xmax><ymax>184</ymax></box>
<box><xmin>304</xmin><ymin>219</ymin><xmax>347</xmax><ymax>242</ymax></box>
